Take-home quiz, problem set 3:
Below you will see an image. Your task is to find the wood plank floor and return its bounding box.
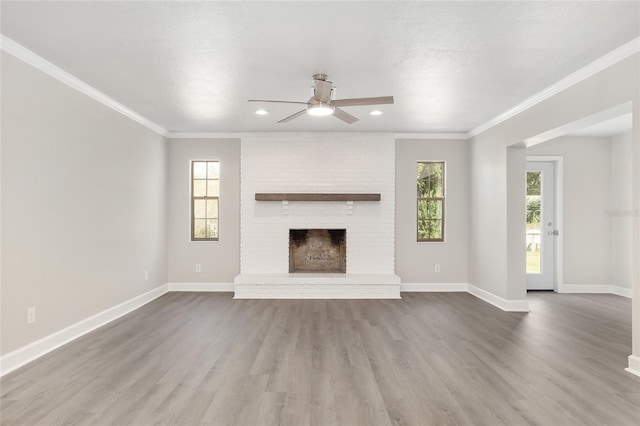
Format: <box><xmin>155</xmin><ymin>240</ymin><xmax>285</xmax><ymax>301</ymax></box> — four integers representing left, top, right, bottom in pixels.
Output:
<box><xmin>1</xmin><ymin>292</ymin><xmax>639</xmax><ymax>425</ymax></box>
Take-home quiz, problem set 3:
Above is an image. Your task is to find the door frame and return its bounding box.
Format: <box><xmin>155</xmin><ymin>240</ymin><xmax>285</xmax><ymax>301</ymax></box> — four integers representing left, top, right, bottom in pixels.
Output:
<box><xmin>526</xmin><ymin>156</ymin><xmax>563</xmax><ymax>292</ymax></box>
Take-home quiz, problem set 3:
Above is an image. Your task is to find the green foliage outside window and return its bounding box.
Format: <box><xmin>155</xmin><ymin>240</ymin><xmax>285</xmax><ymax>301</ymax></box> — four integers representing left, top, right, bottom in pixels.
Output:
<box><xmin>417</xmin><ymin>162</ymin><xmax>445</xmax><ymax>242</ymax></box>
<box><xmin>192</xmin><ymin>160</ymin><xmax>220</xmax><ymax>241</ymax></box>
<box><xmin>526</xmin><ymin>171</ymin><xmax>541</xmax><ymax>225</ymax></box>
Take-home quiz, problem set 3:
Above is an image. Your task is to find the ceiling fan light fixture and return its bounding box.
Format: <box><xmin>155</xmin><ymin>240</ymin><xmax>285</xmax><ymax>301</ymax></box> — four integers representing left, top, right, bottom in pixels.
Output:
<box><xmin>247</xmin><ymin>74</ymin><xmax>393</xmax><ymax>123</ymax></box>
<box><xmin>370</xmin><ymin>110</ymin><xmax>383</xmax><ymax>116</ymax></box>
<box><xmin>307</xmin><ymin>102</ymin><xmax>335</xmax><ymax>116</ymax></box>
<box><xmin>254</xmin><ymin>109</ymin><xmax>269</xmax><ymax>115</ymax></box>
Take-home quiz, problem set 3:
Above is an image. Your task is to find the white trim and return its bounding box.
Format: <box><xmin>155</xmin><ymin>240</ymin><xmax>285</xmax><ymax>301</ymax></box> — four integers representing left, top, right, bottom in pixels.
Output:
<box><xmin>560</xmin><ymin>284</ymin><xmax>633</xmax><ymax>298</ymax></box>
<box><xmin>526</xmin><ymin>156</ymin><xmax>565</xmax><ymax>162</ymax></box>
<box><xmin>0</xmin><ymin>35</ymin><xmax>168</xmax><ymax>137</ymax></box>
<box><xmin>168</xmin><ymin>133</ymin><xmax>243</xmax><ymax>139</ymax></box>
<box><xmin>626</xmin><ymin>355</ymin><xmax>640</xmax><ymax>378</ymax></box>
<box><xmin>2</xmin><ymin>34</ymin><xmax>637</xmax><ymax>140</ymax></box>
<box><xmin>3</xmin><ymin>280</ymin><xmax>628</xmax><ymax>377</ymax></box>
<box><xmin>555</xmin><ymin>159</ymin><xmax>564</xmax><ymax>294</ymax></box>
<box><xmin>611</xmin><ymin>286</ymin><xmax>633</xmax><ymax>299</ymax></box>
<box><xmin>168</xmin><ymin>282</ymin><xmax>235</xmax><ymax>292</ymax></box>
<box><xmin>400</xmin><ymin>283</ymin><xmax>468</xmax><ymax>292</ymax></box>
<box><xmin>467</xmin><ymin>284</ymin><xmax>531</xmax><ymax>312</ymax></box>
<box><xmin>468</xmin><ymin>37</ymin><xmax>640</xmax><ymax>138</ymax></box>
<box><xmin>0</xmin><ymin>284</ymin><xmax>169</xmax><ymax>377</ymax></box>
<box><xmin>394</xmin><ymin>133</ymin><xmax>468</xmax><ymax>140</ymax></box>
<box><xmin>168</xmin><ymin>132</ymin><xmax>469</xmax><ymax>140</ymax></box>
<box><xmin>523</xmin><ymin>103</ymin><xmax>633</xmax><ymax>147</ymax></box>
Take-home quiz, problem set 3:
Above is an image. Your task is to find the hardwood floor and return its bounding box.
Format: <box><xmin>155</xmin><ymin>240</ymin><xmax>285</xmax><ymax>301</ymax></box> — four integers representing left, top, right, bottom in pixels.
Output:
<box><xmin>1</xmin><ymin>292</ymin><xmax>639</xmax><ymax>425</ymax></box>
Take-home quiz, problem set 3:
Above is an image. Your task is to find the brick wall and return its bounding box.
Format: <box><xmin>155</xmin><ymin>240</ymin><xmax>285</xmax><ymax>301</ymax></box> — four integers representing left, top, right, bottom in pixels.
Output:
<box><xmin>240</xmin><ymin>133</ymin><xmax>396</xmax><ymax>274</ymax></box>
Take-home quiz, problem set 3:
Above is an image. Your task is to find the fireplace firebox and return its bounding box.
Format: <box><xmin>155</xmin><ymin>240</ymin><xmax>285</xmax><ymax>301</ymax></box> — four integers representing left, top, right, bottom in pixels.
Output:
<box><xmin>289</xmin><ymin>229</ymin><xmax>346</xmax><ymax>273</ymax></box>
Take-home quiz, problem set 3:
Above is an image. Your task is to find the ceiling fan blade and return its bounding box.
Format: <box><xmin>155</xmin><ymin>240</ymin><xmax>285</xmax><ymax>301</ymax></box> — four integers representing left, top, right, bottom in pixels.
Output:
<box><xmin>333</xmin><ymin>96</ymin><xmax>394</xmax><ymax>107</ymax></box>
<box><xmin>248</xmin><ymin>99</ymin><xmax>308</xmax><ymax>105</ymax></box>
<box><xmin>278</xmin><ymin>109</ymin><xmax>308</xmax><ymax>123</ymax></box>
<box><xmin>333</xmin><ymin>107</ymin><xmax>359</xmax><ymax>124</ymax></box>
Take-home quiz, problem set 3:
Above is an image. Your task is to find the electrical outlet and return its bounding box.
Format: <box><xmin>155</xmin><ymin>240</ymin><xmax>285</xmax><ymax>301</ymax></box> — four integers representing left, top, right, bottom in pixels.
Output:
<box><xmin>144</xmin><ymin>270</ymin><xmax>149</xmax><ymax>281</ymax></box>
<box><xmin>27</xmin><ymin>307</ymin><xmax>36</xmax><ymax>325</ymax></box>
<box><xmin>434</xmin><ymin>264</ymin><xmax>441</xmax><ymax>273</ymax></box>
<box><xmin>195</xmin><ymin>264</ymin><xmax>201</xmax><ymax>273</ymax></box>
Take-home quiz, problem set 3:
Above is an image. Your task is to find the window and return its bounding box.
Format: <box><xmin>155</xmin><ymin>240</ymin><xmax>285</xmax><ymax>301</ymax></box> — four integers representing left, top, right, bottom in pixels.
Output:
<box><xmin>417</xmin><ymin>161</ymin><xmax>445</xmax><ymax>242</ymax></box>
<box><xmin>191</xmin><ymin>161</ymin><xmax>219</xmax><ymax>241</ymax></box>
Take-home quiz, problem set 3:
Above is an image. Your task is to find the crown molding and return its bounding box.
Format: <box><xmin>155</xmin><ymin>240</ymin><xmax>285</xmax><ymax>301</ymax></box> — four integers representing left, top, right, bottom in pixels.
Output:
<box><xmin>468</xmin><ymin>36</ymin><xmax>640</xmax><ymax>139</ymax></box>
<box><xmin>3</xmin><ymin>33</ymin><xmax>637</xmax><ymax>140</ymax></box>
<box><xmin>1</xmin><ymin>34</ymin><xmax>169</xmax><ymax>137</ymax></box>
<box><xmin>167</xmin><ymin>132</ymin><xmax>468</xmax><ymax>140</ymax></box>
<box><xmin>168</xmin><ymin>132</ymin><xmax>243</xmax><ymax>139</ymax></box>
<box><xmin>394</xmin><ymin>133</ymin><xmax>468</xmax><ymax>140</ymax></box>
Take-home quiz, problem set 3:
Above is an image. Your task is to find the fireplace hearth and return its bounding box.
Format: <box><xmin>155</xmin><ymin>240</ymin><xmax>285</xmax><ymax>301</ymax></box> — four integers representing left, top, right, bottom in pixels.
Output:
<box><xmin>289</xmin><ymin>229</ymin><xmax>346</xmax><ymax>273</ymax></box>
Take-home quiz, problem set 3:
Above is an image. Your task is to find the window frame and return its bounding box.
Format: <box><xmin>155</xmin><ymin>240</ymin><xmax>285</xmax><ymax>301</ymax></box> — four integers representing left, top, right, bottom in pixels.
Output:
<box><xmin>190</xmin><ymin>160</ymin><xmax>220</xmax><ymax>242</ymax></box>
<box><xmin>417</xmin><ymin>161</ymin><xmax>446</xmax><ymax>243</ymax></box>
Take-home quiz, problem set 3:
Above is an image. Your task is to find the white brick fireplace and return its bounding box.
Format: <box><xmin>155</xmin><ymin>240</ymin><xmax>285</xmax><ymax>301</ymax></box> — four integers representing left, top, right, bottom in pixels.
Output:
<box><xmin>233</xmin><ymin>133</ymin><xmax>400</xmax><ymax>298</ymax></box>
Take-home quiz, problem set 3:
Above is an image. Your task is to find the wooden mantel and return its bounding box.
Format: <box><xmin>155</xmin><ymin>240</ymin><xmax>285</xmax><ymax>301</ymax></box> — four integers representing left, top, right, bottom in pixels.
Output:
<box><xmin>255</xmin><ymin>193</ymin><xmax>381</xmax><ymax>202</ymax></box>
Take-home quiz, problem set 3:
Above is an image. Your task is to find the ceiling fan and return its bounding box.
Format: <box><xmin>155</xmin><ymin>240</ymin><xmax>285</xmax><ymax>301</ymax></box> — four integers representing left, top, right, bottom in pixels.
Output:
<box><xmin>248</xmin><ymin>74</ymin><xmax>394</xmax><ymax>124</ymax></box>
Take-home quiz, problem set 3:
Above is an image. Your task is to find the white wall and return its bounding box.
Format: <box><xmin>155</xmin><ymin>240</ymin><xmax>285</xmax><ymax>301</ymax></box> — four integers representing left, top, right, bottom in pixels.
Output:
<box><xmin>1</xmin><ymin>52</ymin><xmax>168</xmax><ymax>355</ymax></box>
<box><xmin>167</xmin><ymin>139</ymin><xmax>240</xmax><ymax>283</ymax></box>
<box><xmin>506</xmin><ymin>145</ymin><xmax>527</xmax><ymax>299</ymax></box>
<box><xmin>469</xmin><ymin>137</ymin><xmax>510</xmax><ymax>298</ymax></box>
<box><xmin>528</xmin><ymin>136</ymin><xmax>613</xmax><ymax>286</ymax></box>
<box><xmin>610</xmin><ymin>131</ymin><xmax>634</xmax><ymax>290</ymax></box>
<box><xmin>395</xmin><ymin>139</ymin><xmax>468</xmax><ymax>283</ymax></box>
<box><xmin>468</xmin><ymin>52</ymin><xmax>640</xmax><ymax>370</ymax></box>
<box><xmin>239</xmin><ymin>133</ymin><xmax>396</xmax><ymax>274</ymax></box>
<box><xmin>469</xmin><ymin>54</ymin><xmax>639</xmax><ymax>303</ymax></box>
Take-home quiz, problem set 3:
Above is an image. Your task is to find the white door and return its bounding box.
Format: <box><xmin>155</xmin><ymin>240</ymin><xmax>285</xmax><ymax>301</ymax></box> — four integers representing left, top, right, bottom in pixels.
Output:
<box><xmin>526</xmin><ymin>161</ymin><xmax>556</xmax><ymax>290</ymax></box>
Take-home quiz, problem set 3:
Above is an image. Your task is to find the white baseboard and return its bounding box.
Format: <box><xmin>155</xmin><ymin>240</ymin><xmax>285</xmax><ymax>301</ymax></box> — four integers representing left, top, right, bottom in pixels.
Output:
<box><xmin>626</xmin><ymin>355</ymin><xmax>640</xmax><ymax>378</ymax></box>
<box><xmin>560</xmin><ymin>284</ymin><xmax>632</xmax><ymax>298</ymax></box>
<box><xmin>400</xmin><ymin>283</ymin><xmax>468</xmax><ymax>292</ymax></box>
<box><xmin>467</xmin><ymin>284</ymin><xmax>530</xmax><ymax>312</ymax></box>
<box><xmin>168</xmin><ymin>282</ymin><xmax>235</xmax><ymax>292</ymax></box>
<box><xmin>0</xmin><ymin>284</ymin><xmax>169</xmax><ymax>377</ymax></box>
<box><xmin>4</xmin><ymin>280</ymin><xmax>629</xmax><ymax>377</ymax></box>
<box><xmin>610</xmin><ymin>286</ymin><xmax>633</xmax><ymax>298</ymax></box>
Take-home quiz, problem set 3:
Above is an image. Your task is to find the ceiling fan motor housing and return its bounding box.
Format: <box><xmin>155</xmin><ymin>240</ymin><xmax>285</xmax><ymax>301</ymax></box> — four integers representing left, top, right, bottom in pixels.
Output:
<box><xmin>312</xmin><ymin>78</ymin><xmax>334</xmax><ymax>103</ymax></box>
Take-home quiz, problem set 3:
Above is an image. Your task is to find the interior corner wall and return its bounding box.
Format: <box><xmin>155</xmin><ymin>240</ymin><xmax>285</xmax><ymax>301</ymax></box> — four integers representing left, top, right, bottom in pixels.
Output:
<box><xmin>527</xmin><ymin>136</ymin><xmax>613</xmax><ymax>287</ymax></box>
<box><xmin>610</xmin><ymin>131</ymin><xmax>633</xmax><ymax>290</ymax></box>
<box><xmin>1</xmin><ymin>51</ymin><xmax>169</xmax><ymax>355</ymax></box>
<box><xmin>395</xmin><ymin>139</ymin><xmax>468</xmax><ymax>283</ymax></box>
<box><xmin>506</xmin><ymin>145</ymin><xmax>526</xmax><ymax>300</ymax></box>
<box><xmin>468</xmin><ymin>137</ymin><xmax>509</xmax><ymax>298</ymax></box>
<box><xmin>167</xmin><ymin>139</ymin><xmax>240</xmax><ymax>283</ymax></box>
<box><xmin>632</xmin><ymin>92</ymin><xmax>640</xmax><ymax>360</ymax></box>
<box><xmin>468</xmin><ymin>53</ymin><xmax>639</xmax><ymax>303</ymax></box>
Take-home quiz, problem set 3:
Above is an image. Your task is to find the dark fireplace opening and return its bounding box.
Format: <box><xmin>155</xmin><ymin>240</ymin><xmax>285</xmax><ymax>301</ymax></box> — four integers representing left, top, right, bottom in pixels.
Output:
<box><xmin>289</xmin><ymin>229</ymin><xmax>346</xmax><ymax>273</ymax></box>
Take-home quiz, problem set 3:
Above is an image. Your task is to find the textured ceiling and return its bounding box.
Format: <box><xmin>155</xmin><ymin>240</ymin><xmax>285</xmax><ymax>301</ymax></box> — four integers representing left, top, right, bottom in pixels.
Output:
<box><xmin>1</xmin><ymin>1</ymin><xmax>639</xmax><ymax>133</ymax></box>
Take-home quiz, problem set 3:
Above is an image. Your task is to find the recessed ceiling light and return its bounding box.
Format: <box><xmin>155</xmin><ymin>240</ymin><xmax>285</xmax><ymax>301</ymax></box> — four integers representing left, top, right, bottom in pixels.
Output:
<box><xmin>370</xmin><ymin>110</ymin><xmax>383</xmax><ymax>116</ymax></box>
<box><xmin>255</xmin><ymin>109</ymin><xmax>269</xmax><ymax>115</ymax></box>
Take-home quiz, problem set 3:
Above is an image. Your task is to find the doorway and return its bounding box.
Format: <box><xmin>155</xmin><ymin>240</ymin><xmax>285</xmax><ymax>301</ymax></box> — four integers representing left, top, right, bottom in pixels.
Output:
<box><xmin>526</xmin><ymin>160</ymin><xmax>558</xmax><ymax>290</ymax></box>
